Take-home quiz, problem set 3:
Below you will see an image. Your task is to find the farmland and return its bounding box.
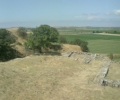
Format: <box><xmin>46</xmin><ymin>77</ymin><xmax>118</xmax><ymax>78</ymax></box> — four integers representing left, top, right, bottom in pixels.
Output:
<box><xmin>0</xmin><ymin>27</ymin><xmax>120</xmax><ymax>100</ymax></box>
<box><xmin>57</xmin><ymin>27</ymin><xmax>120</xmax><ymax>54</ymax></box>
<box><xmin>57</xmin><ymin>27</ymin><xmax>120</xmax><ymax>34</ymax></box>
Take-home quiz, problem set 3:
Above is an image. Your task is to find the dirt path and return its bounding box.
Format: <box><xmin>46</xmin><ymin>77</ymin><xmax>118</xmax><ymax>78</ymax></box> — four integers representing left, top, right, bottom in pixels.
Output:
<box><xmin>94</xmin><ymin>33</ymin><xmax>120</xmax><ymax>36</ymax></box>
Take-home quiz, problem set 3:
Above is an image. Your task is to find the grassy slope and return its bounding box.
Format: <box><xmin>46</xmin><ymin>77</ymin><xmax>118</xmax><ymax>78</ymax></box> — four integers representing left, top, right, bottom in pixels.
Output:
<box><xmin>0</xmin><ymin>55</ymin><xmax>120</xmax><ymax>100</ymax></box>
<box><xmin>0</xmin><ymin>27</ymin><xmax>120</xmax><ymax>100</ymax></box>
<box><xmin>7</xmin><ymin>28</ymin><xmax>27</xmax><ymax>55</ymax></box>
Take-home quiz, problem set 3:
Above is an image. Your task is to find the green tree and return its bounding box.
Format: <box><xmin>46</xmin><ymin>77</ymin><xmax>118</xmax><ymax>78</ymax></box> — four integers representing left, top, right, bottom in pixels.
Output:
<box><xmin>0</xmin><ymin>29</ymin><xmax>16</xmax><ymax>45</ymax></box>
<box><xmin>114</xmin><ymin>31</ymin><xmax>117</xmax><ymax>33</ymax></box>
<box><xmin>0</xmin><ymin>29</ymin><xmax>18</xmax><ymax>61</ymax></box>
<box><xmin>25</xmin><ymin>25</ymin><xmax>59</xmax><ymax>52</ymax></box>
<box><xmin>17</xmin><ymin>27</ymin><xmax>27</xmax><ymax>39</ymax></box>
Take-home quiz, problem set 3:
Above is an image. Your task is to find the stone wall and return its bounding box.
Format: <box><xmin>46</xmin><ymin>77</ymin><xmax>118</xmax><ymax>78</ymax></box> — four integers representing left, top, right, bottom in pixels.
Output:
<box><xmin>62</xmin><ymin>51</ymin><xmax>120</xmax><ymax>88</ymax></box>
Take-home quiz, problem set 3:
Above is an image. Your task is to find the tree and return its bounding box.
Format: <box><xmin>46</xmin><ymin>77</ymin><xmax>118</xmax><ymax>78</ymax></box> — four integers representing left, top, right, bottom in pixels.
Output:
<box><xmin>25</xmin><ymin>25</ymin><xmax>59</xmax><ymax>53</ymax></box>
<box><xmin>0</xmin><ymin>29</ymin><xmax>16</xmax><ymax>45</ymax></box>
<box><xmin>17</xmin><ymin>27</ymin><xmax>27</xmax><ymax>38</ymax></box>
<box><xmin>114</xmin><ymin>31</ymin><xmax>117</xmax><ymax>33</ymax></box>
<box><xmin>0</xmin><ymin>29</ymin><xmax>17</xmax><ymax>61</ymax></box>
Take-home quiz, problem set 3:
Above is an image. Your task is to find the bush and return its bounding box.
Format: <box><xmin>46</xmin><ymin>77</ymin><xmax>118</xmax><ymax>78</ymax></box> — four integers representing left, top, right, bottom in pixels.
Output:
<box><xmin>70</xmin><ymin>39</ymin><xmax>89</xmax><ymax>52</ymax></box>
<box><xmin>17</xmin><ymin>27</ymin><xmax>27</xmax><ymax>39</ymax></box>
<box><xmin>0</xmin><ymin>45</ymin><xmax>22</xmax><ymax>61</ymax></box>
<box><xmin>59</xmin><ymin>36</ymin><xmax>67</xmax><ymax>43</ymax></box>
<box><xmin>0</xmin><ymin>29</ymin><xmax>22</xmax><ymax>61</ymax></box>
<box><xmin>108</xmin><ymin>53</ymin><xmax>113</xmax><ymax>60</ymax></box>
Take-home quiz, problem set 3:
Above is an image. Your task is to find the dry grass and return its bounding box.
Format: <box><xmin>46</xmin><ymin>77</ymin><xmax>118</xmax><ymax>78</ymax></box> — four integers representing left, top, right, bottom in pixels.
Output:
<box><xmin>0</xmin><ymin>54</ymin><xmax>120</xmax><ymax>100</ymax></box>
<box><xmin>7</xmin><ymin>28</ymin><xmax>26</xmax><ymax>55</ymax></box>
<box><xmin>106</xmin><ymin>62</ymin><xmax>120</xmax><ymax>80</ymax></box>
<box><xmin>7</xmin><ymin>28</ymin><xmax>26</xmax><ymax>44</ymax></box>
<box><xmin>1</xmin><ymin>28</ymin><xmax>119</xmax><ymax>100</ymax></box>
<box><xmin>60</xmin><ymin>44</ymin><xmax>82</xmax><ymax>53</ymax></box>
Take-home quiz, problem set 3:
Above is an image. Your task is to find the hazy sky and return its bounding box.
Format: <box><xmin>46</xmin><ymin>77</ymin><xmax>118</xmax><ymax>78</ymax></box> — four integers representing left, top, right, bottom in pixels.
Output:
<box><xmin>0</xmin><ymin>0</ymin><xmax>120</xmax><ymax>28</ymax></box>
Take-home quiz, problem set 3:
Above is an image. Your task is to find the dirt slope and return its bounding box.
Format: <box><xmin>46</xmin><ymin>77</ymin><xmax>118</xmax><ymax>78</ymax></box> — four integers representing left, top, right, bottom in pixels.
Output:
<box><xmin>7</xmin><ymin>28</ymin><xmax>26</xmax><ymax>55</ymax></box>
<box><xmin>7</xmin><ymin>28</ymin><xmax>25</xmax><ymax>44</ymax></box>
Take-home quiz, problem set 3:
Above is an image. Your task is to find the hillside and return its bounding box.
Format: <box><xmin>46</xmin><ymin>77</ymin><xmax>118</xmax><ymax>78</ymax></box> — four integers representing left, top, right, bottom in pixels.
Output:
<box><xmin>6</xmin><ymin>28</ymin><xmax>82</xmax><ymax>55</ymax></box>
<box><xmin>7</xmin><ymin>28</ymin><xmax>27</xmax><ymax>55</ymax></box>
<box><xmin>0</xmin><ymin>28</ymin><xmax>119</xmax><ymax>100</ymax></box>
<box><xmin>0</xmin><ymin>52</ymin><xmax>120</xmax><ymax>100</ymax></box>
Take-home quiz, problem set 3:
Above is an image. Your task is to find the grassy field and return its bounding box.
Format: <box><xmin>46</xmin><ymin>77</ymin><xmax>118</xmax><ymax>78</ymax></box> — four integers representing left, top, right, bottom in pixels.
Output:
<box><xmin>57</xmin><ymin>27</ymin><xmax>120</xmax><ymax>34</ymax></box>
<box><xmin>57</xmin><ymin>27</ymin><xmax>120</xmax><ymax>54</ymax></box>
<box><xmin>59</xmin><ymin>34</ymin><xmax>120</xmax><ymax>54</ymax></box>
<box><xmin>60</xmin><ymin>34</ymin><xmax>120</xmax><ymax>41</ymax></box>
<box><xmin>88</xmin><ymin>40</ymin><xmax>120</xmax><ymax>54</ymax></box>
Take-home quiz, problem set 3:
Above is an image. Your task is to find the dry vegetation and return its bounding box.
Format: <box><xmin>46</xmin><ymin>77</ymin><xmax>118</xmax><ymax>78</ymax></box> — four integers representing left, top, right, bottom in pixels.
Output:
<box><xmin>0</xmin><ymin>53</ymin><xmax>120</xmax><ymax>100</ymax></box>
<box><xmin>7</xmin><ymin>28</ymin><xmax>26</xmax><ymax>55</ymax></box>
<box><xmin>0</xmin><ymin>28</ymin><xmax>120</xmax><ymax>100</ymax></box>
<box><xmin>106</xmin><ymin>62</ymin><xmax>120</xmax><ymax>80</ymax></box>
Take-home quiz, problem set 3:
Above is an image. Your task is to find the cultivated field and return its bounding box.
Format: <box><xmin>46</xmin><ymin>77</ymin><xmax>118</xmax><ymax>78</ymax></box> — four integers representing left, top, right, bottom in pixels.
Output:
<box><xmin>57</xmin><ymin>27</ymin><xmax>120</xmax><ymax>54</ymax></box>
<box><xmin>57</xmin><ymin>27</ymin><xmax>120</xmax><ymax>34</ymax></box>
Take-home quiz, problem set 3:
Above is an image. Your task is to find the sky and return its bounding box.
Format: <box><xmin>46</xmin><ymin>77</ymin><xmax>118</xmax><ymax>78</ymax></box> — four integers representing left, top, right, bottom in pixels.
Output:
<box><xmin>0</xmin><ymin>0</ymin><xmax>120</xmax><ymax>28</ymax></box>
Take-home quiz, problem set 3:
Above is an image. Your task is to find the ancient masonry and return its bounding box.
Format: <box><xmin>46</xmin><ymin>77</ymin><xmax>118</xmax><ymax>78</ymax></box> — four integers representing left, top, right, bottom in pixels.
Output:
<box><xmin>19</xmin><ymin>51</ymin><xmax>120</xmax><ymax>88</ymax></box>
<box><xmin>62</xmin><ymin>51</ymin><xmax>120</xmax><ymax>88</ymax></box>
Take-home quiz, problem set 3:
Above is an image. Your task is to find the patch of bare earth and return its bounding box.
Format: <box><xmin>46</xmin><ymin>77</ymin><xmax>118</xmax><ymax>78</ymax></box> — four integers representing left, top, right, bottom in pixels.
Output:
<box><xmin>95</xmin><ymin>33</ymin><xmax>120</xmax><ymax>36</ymax></box>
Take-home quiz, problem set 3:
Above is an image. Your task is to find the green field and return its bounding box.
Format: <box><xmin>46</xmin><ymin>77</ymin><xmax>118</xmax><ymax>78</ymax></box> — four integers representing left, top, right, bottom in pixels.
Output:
<box><xmin>88</xmin><ymin>40</ymin><xmax>120</xmax><ymax>54</ymax></box>
<box><xmin>57</xmin><ymin>27</ymin><xmax>120</xmax><ymax>54</ymax></box>
<box><xmin>60</xmin><ymin>34</ymin><xmax>120</xmax><ymax>41</ymax></box>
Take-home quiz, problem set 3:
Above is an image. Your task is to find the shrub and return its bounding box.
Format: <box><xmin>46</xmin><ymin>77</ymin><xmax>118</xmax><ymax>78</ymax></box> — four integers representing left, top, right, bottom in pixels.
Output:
<box><xmin>0</xmin><ymin>29</ymin><xmax>21</xmax><ymax>61</ymax></box>
<box><xmin>108</xmin><ymin>53</ymin><xmax>113</xmax><ymax>60</ymax></box>
<box><xmin>70</xmin><ymin>39</ymin><xmax>89</xmax><ymax>52</ymax></box>
<box><xmin>17</xmin><ymin>27</ymin><xmax>27</xmax><ymax>39</ymax></box>
<box><xmin>59</xmin><ymin>36</ymin><xmax>67</xmax><ymax>43</ymax></box>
